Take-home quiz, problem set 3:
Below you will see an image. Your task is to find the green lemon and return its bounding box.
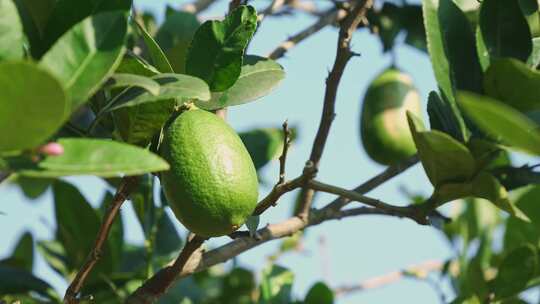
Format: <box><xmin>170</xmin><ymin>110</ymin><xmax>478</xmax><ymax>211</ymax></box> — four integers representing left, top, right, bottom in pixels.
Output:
<box><xmin>160</xmin><ymin>109</ymin><xmax>259</xmax><ymax>237</ymax></box>
<box><xmin>360</xmin><ymin>68</ymin><xmax>421</xmax><ymax>166</ymax></box>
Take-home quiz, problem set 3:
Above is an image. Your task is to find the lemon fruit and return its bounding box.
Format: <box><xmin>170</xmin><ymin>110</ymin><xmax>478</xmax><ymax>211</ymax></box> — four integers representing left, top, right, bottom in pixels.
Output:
<box><xmin>360</xmin><ymin>68</ymin><xmax>421</xmax><ymax>165</ymax></box>
<box><xmin>160</xmin><ymin>109</ymin><xmax>259</xmax><ymax>237</ymax></box>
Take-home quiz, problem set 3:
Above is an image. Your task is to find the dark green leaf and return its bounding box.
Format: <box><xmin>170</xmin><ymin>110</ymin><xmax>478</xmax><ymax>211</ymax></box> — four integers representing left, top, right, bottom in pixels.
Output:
<box><xmin>492</xmin><ymin>165</ymin><xmax>540</xmax><ymax>191</ymax></box>
<box><xmin>458</xmin><ymin>91</ymin><xmax>540</xmax><ymax>155</ymax></box>
<box><xmin>15</xmin><ymin>176</ymin><xmax>52</xmax><ymax>199</ymax></box>
<box><xmin>109</xmin><ymin>73</ymin><xmax>210</xmax><ymax>110</ymax></box>
<box><xmin>519</xmin><ymin>0</ymin><xmax>540</xmax><ymax>37</ymax></box>
<box><xmin>439</xmin><ymin>0</ymin><xmax>483</xmax><ymax>94</ymax></box>
<box><xmin>0</xmin><ymin>61</ymin><xmax>67</xmax><ymax>152</ymax></box>
<box><xmin>407</xmin><ymin>111</ymin><xmax>475</xmax><ymax>187</ymax></box>
<box><xmin>449</xmin><ymin>295</ymin><xmax>481</xmax><ymax>304</ymax></box>
<box><xmin>155</xmin><ymin>210</ymin><xmax>183</xmax><ymax>257</ymax></box>
<box><xmin>17</xmin><ymin>138</ymin><xmax>169</xmax><ymax>177</ymax></box>
<box><xmin>41</xmin><ymin>0</ymin><xmax>131</xmax><ymax>54</ymax></box>
<box><xmin>99</xmin><ymin>191</ymin><xmax>124</xmax><ymax>272</ymax></box>
<box><xmin>107</xmin><ymin>73</ymin><xmax>160</xmax><ymax>96</ymax></box>
<box><xmin>134</xmin><ymin>20</ymin><xmax>173</xmax><ymax>73</ymax></box>
<box><xmin>155</xmin><ymin>9</ymin><xmax>200</xmax><ymax>73</ymax></box>
<box><xmin>240</xmin><ymin>127</ymin><xmax>285</xmax><ymax>171</ymax></box>
<box><xmin>0</xmin><ymin>265</ymin><xmax>55</xmax><ymax>298</ymax></box>
<box><xmin>40</xmin><ymin>11</ymin><xmax>128</xmax><ymax>112</ymax></box>
<box><xmin>0</xmin><ymin>0</ymin><xmax>24</xmax><ymax>60</ymax></box>
<box><xmin>427</xmin><ymin>91</ymin><xmax>465</xmax><ymax>141</ymax></box>
<box><xmin>479</xmin><ymin>0</ymin><xmax>532</xmax><ymax>63</ymax></box>
<box><xmin>0</xmin><ymin>231</ymin><xmax>33</xmax><ymax>271</ymax></box>
<box><xmin>131</xmin><ymin>174</ymin><xmax>156</xmax><ymax>238</ymax></box>
<box><xmin>305</xmin><ymin>282</ymin><xmax>334</xmax><ymax>304</ymax></box>
<box><xmin>484</xmin><ymin>58</ymin><xmax>540</xmax><ymax>112</ymax></box>
<box><xmin>220</xmin><ymin>267</ymin><xmax>256</xmax><ymax>304</ymax></box>
<box><xmin>490</xmin><ymin>245</ymin><xmax>538</xmax><ymax>300</ymax></box>
<box><xmin>37</xmin><ymin>240</ymin><xmax>70</xmax><ymax>277</ymax></box>
<box><xmin>185</xmin><ymin>5</ymin><xmax>257</xmax><ymax>92</ymax></box>
<box><xmin>259</xmin><ymin>265</ymin><xmax>294</xmax><ymax>304</ymax></box>
<box><xmin>197</xmin><ymin>55</ymin><xmax>285</xmax><ymax>110</ymax></box>
<box><xmin>115</xmin><ymin>53</ymin><xmax>160</xmax><ymax>76</ymax></box>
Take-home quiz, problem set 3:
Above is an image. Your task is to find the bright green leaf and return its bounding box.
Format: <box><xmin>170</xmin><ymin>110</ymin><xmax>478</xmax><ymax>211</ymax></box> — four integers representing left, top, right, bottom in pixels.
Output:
<box><xmin>527</xmin><ymin>37</ymin><xmax>540</xmax><ymax>68</ymax></box>
<box><xmin>17</xmin><ymin>138</ymin><xmax>169</xmax><ymax>177</ymax></box>
<box><xmin>0</xmin><ymin>0</ymin><xmax>24</xmax><ymax>60</ymax></box>
<box><xmin>185</xmin><ymin>5</ymin><xmax>257</xmax><ymax>92</ymax></box>
<box><xmin>259</xmin><ymin>265</ymin><xmax>294</xmax><ymax>304</ymax></box>
<box><xmin>107</xmin><ymin>73</ymin><xmax>160</xmax><ymax>96</ymax></box>
<box><xmin>407</xmin><ymin>111</ymin><xmax>476</xmax><ymax>187</ymax></box>
<box><xmin>0</xmin><ymin>61</ymin><xmax>67</xmax><ymax>152</ymax></box>
<box><xmin>458</xmin><ymin>91</ymin><xmax>540</xmax><ymax>155</ymax></box>
<box><xmin>479</xmin><ymin>0</ymin><xmax>532</xmax><ymax>63</ymax></box>
<box><xmin>155</xmin><ymin>9</ymin><xmax>200</xmax><ymax>73</ymax></box>
<box><xmin>484</xmin><ymin>58</ymin><xmax>540</xmax><ymax>112</ymax></box>
<box><xmin>197</xmin><ymin>55</ymin><xmax>285</xmax><ymax>110</ymax></box>
<box><xmin>40</xmin><ymin>11</ymin><xmax>128</xmax><ymax>112</ymax></box>
<box><xmin>134</xmin><ymin>20</ymin><xmax>173</xmax><ymax>73</ymax></box>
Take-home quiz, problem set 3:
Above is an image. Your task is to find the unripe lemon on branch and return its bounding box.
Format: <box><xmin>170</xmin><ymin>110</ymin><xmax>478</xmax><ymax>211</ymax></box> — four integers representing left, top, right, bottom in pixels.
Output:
<box><xmin>160</xmin><ymin>108</ymin><xmax>259</xmax><ymax>237</ymax></box>
<box><xmin>360</xmin><ymin>68</ymin><xmax>421</xmax><ymax>166</ymax></box>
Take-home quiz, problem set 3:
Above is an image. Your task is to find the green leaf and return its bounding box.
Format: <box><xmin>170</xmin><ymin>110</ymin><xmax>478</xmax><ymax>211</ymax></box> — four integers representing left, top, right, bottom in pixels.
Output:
<box><xmin>109</xmin><ymin>73</ymin><xmax>210</xmax><ymax>110</ymax></box>
<box><xmin>37</xmin><ymin>240</ymin><xmax>70</xmax><ymax>277</ymax></box>
<box><xmin>484</xmin><ymin>58</ymin><xmax>540</xmax><ymax>112</ymax></box>
<box><xmin>475</xmin><ymin>27</ymin><xmax>489</xmax><ymax>71</ymax></box>
<box><xmin>0</xmin><ymin>265</ymin><xmax>56</xmax><ymax>298</ymax></box>
<box><xmin>40</xmin><ymin>11</ymin><xmax>128</xmax><ymax>112</ymax></box>
<box><xmin>490</xmin><ymin>245</ymin><xmax>538</xmax><ymax>300</ymax></box>
<box><xmin>131</xmin><ymin>174</ymin><xmax>156</xmax><ymax>238</ymax></box>
<box><xmin>458</xmin><ymin>91</ymin><xmax>540</xmax><ymax>155</ymax></box>
<box><xmin>0</xmin><ymin>232</ymin><xmax>33</xmax><ymax>271</ymax></box>
<box><xmin>479</xmin><ymin>0</ymin><xmax>532</xmax><ymax>63</ymax></box>
<box><xmin>155</xmin><ymin>9</ymin><xmax>200</xmax><ymax>73</ymax></box>
<box><xmin>52</xmin><ymin>181</ymin><xmax>101</xmax><ymax>270</ymax></box>
<box><xmin>304</xmin><ymin>282</ymin><xmax>334</xmax><ymax>304</ymax></box>
<box><xmin>407</xmin><ymin>111</ymin><xmax>475</xmax><ymax>187</ymax></box>
<box><xmin>527</xmin><ymin>37</ymin><xmax>540</xmax><ymax>68</ymax></box>
<box><xmin>519</xmin><ymin>0</ymin><xmax>540</xmax><ymax>37</ymax></box>
<box><xmin>155</xmin><ymin>210</ymin><xmax>183</xmax><ymax>257</ymax></box>
<box><xmin>0</xmin><ymin>0</ymin><xmax>25</xmax><ymax>60</ymax></box>
<box><xmin>98</xmin><ymin>191</ymin><xmax>124</xmax><ymax>272</ymax></box>
<box><xmin>17</xmin><ymin>138</ymin><xmax>169</xmax><ymax>177</ymax></box>
<box><xmin>115</xmin><ymin>53</ymin><xmax>160</xmax><ymax>77</ymax></box>
<box><xmin>197</xmin><ymin>55</ymin><xmax>285</xmax><ymax>110</ymax></box>
<box><xmin>185</xmin><ymin>5</ymin><xmax>257</xmax><ymax>92</ymax></box>
<box><xmin>240</xmin><ymin>127</ymin><xmax>286</xmax><ymax>171</ymax></box>
<box><xmin>220</xmin><ymin>267</ymin><xmax>256</xmax><ymax>304</ymax></box>
<box><xmin>449</xmin><ymin>295</ymin><xmax>481</xmax><ymax>304</ymax></box>
<box><xmin>41</xmin><ymin>0</ymin><xmax>131</xmax><ymax>54</ymax></box>
<box><xmin>471</xmin><ymin>172</ymin><xmax>529</xmax><ymax>222</ymax></box>
<box><xmin>134</xmin><ymin>20</ymin><xmax>173</xmax><ymax>73</ymax></box>
<box><xmin>439</xmin><ymin>0</ymin><xmax>483</xmax><ymax>94</ymax></box>
<box><xmin>427</xmin><ymin>91</ymin><xmax>465</xmax><ymax>141</ymax></box>
<box><xmin>259</xmin><ymin>265</ymin><xmax>294</xmax><ymax>304</ymax></box>
<box><xmin>0</xmin><ymin>61</ymin><xmax>67</xmax><ymax>152</ymax></box>
<box><xmin>107</xmin><ymin>73</ymin><xmax>160</xmax><ymax>96</ymax></box>
<box><xmin>246</xmin><ymin>215</ymin><xmax>259</xmax><ymax>237</ymax></box>
<box><xmin>15</xmin><ymin>176</ymin><xmax>52</xmax><ymax>199</ymax></box>
<box><xmin>492</xmin><ymin>165</ymin><xmax>540</xmax><ymax>191</ymax></box>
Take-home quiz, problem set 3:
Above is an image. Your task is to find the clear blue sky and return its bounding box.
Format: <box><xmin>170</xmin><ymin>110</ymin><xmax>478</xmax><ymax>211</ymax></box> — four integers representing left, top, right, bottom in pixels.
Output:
<box><xmin>0</xmin><ymin>0</ymin><xmax>455</xmax><ymax>302</ymax></box>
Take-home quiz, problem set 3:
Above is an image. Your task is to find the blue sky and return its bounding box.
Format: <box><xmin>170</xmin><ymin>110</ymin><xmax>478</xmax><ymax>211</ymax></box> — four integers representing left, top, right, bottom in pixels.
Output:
<box><xmin>0</xmin><ymin>0</ymin><xmax>456</xmax><ymax>303</ymax></box>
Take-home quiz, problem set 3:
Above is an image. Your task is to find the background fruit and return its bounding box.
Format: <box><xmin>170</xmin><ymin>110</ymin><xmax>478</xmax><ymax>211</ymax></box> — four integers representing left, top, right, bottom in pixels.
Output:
<box><xmin>360</xmin><ymin>68</ymin><xmax>421</xmax><ymax>165</ymax></box>
<box><xmin>160</xmin><ymin>109</ymin><xmax>259</xmax><ymax>237</ymax></box>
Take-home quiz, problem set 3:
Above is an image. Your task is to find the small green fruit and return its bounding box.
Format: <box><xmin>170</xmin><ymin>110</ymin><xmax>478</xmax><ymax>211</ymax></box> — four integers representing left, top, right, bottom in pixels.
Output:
<box><xmin>160</xmin><ymin>109</ymin><xmax>259</xmax><ymax>237</ymax></box>
<box><xmin>360</xmin><ymin>68</ymin><xmax>421</xmax><ymax>165</ymax></box>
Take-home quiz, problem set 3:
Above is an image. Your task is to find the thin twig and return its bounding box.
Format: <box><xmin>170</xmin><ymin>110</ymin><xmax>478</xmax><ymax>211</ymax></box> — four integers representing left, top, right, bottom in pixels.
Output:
<box><xmin>181</xmin><ymin>0</ymin><xmax>218</xmax><ymax>14</ymax></box>
<box><xmin>295</xmin><ymin>0</ymin><xmax>373</xmax><ymax>220</ymax></box>
<box><xmin>64</xmin><ymin>176</ymin><xmax>140</xmax><ymax>304</ymax></box>
<box><xmin>334</xmin><ymin>260</ymin><xmax>444</xmax><ymax>296</ymax></box>
<box><xmin>259</xmin><ymin>0</ymin><xmax>287</xmax><ymax>21</ymax></box>
<box><xmin>268</xmin><ymin>7</ymin><xmax>346</xmax><ymax>60</ymax></box>
<box><xmin>253</xmin><ymin>175</ymin><xmax>309</xmax><ymax>216</ymax></box>
<box><xmin>323</xmin><ymin>155</ymin><xmax>419</xmax><ymax>212</ymax></box>
<box><xmin>125</xmin><ymin>235</ymin><xmax>206</xmax><ymax>304</ymax></box>
<box><xmin>278</xmin><ymin>120</ymin><xmax>292</xmax><ymax>184</ymax></box>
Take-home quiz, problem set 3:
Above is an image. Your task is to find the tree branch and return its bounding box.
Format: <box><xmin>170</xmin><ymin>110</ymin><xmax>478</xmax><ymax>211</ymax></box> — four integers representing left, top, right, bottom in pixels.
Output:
<box><xmin>278</xmin><ymin>120</ymin><xmax>292</xmax><ymax>185</ymax></box>
<box><xmin>334</xmin><ymin>260</ymin><xmax>443</xmax><ymax>296</ymax></box>
<box><xmin>181</xmin><ymin>0</ymin><xmax>218</xmax><ymax>14</ymax></box>
<box><xmin>125</xmin><ymin>235</ymin><xmax>206</xmax><ymax>304</ymax></box>
<box><xmin>64</xmin><ymin>176</ymin><xmax>139</xmax><ymax>304</ymax></box>
<box><xmin>268</xmin><ymin>7</ymin><xmax>346</xmax><ymax>60</ymax></box>
<box><xmin>296</xmin><ymin>0</ymin><xmax>373</xmax><ymax>220</ymax></box>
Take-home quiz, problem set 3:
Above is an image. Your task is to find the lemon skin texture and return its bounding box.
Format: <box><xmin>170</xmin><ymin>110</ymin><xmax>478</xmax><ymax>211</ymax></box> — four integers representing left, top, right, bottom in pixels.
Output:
<box><xmin>160</xmin><ymin>109</ymin><xmax>259</xmax><ymax>237</ymax></box>
<box><xmin>360</xmin><ymin>68</ymin><xmax>421</xmax><ymax>166</ymax></box>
